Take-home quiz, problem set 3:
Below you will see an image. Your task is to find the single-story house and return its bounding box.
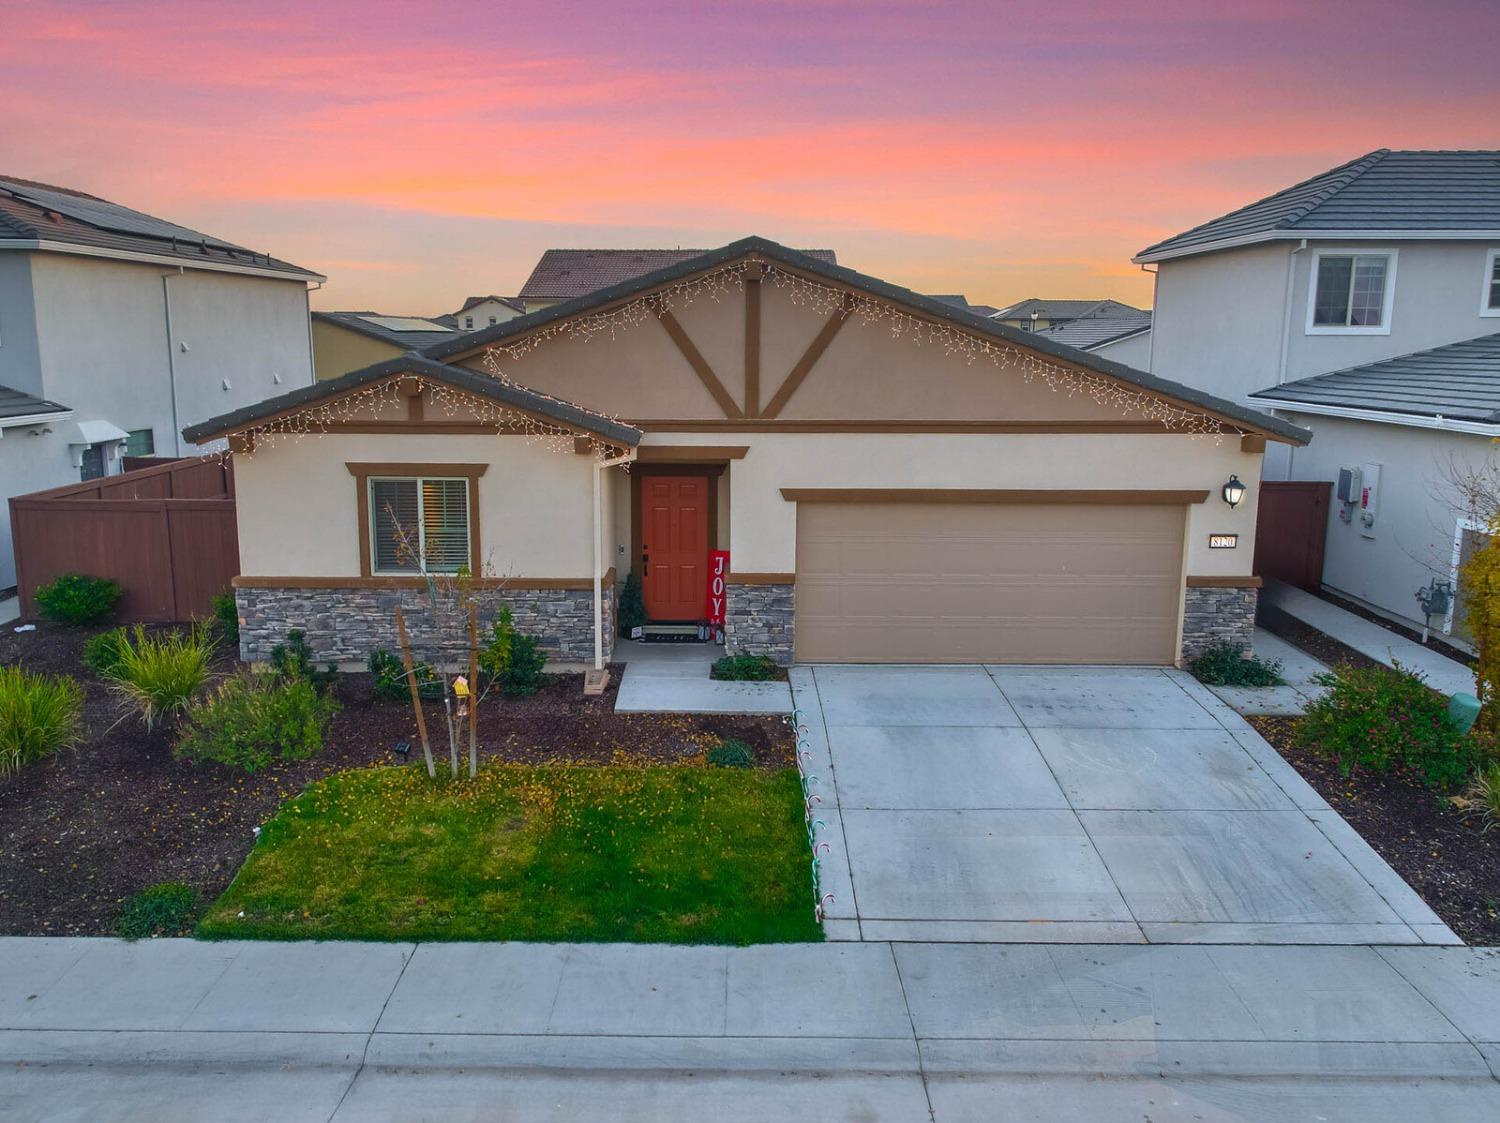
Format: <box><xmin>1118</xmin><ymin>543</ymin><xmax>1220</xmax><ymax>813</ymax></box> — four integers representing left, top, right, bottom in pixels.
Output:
<box><xmin>1251</xmin><ymin>331</ymin><xmax>1500</xmax><ymax>642</ymax></box>
<box><xmin>311</xmin><ymin>311</ymin><xmax>464</xmax><ymax>381</ymax></box>
<box><xmin>184</xmin><ymin>238</ymin><xmax>1307</xmax><ymax>671</ymax></box>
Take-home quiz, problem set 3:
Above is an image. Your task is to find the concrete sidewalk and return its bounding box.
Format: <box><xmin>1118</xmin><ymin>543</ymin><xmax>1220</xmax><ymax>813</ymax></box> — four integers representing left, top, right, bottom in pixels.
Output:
<box><xmin>1208</xmin><ymin>627</ymin><xmax>1330</xmax><ymax>716</ymax></box>
<box><xmin>1263</xmin><ymin>581</ymin><xmax>1475</xmax><ymax>697</ymax></box>
<box><xmin>3</xmin><ymin>937</ymin><xmax>1500</xmax><ymax>1120</ymax></box>
<box><xmin>614</xmin><ymin>639</ymin><xmax>793</xmax><ymax>714</ymax></box>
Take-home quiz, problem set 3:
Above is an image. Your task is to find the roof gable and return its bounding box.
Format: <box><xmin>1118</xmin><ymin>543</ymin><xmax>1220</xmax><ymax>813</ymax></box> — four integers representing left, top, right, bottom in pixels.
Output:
<box><xmin>424</xmin><ymin>236</ymin><xmax>1305</xmax><ymax>443</ymax></box>
<box><xmin>1137</xmin><ymin>150</ymin><xmax>1500</xmax><ymax>261</ymax></box>
<box><xmin>518</xmin><ymin>247</ymin><xmax>837</xmax><ymax>302</ymax></box>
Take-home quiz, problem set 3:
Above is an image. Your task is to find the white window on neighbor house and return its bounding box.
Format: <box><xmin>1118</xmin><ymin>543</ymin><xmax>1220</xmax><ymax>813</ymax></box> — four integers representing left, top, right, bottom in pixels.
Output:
<box><xmin>464</xmin><ymin>316</ymin><xmax>474</xmax><ymax>329</ymax></box>
<box><xmin>489</xmin><ymin>316</ymin><xmax>497</xmax><ymax>325</ymax></box>
<box><xmin>124</xmin><ymin>428</ymin><xmax>155</xmax><ymax>457</ymax></box>
<box><xmin>1307</xmin><ymin>251</ymin><xmax>1396</xmax><ymax>334</ymax></box>
<box><xmin>1482</xmin><ymin>249</ymin><xmax>1500</xmax><ymax>317</ymax></box>
<box><xmin>369</xmin><ymin>477</ymin><xmax>471</xmax><ymax>575</ymax></box>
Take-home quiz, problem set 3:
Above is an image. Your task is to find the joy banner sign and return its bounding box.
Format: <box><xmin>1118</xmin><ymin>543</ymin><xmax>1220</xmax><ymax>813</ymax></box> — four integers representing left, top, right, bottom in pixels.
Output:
<box><xmin>705</xmin><ymin>550</ymin><xmax>730</xmax><ymax>626</ymax></box>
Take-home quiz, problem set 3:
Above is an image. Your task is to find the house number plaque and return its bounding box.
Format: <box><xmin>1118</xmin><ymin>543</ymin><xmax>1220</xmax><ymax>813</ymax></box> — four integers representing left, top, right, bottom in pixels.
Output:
<box><xmin>1208</xmin><ymin>534</ymin><xmax>1239</xmax><ymax>549</ymax></box>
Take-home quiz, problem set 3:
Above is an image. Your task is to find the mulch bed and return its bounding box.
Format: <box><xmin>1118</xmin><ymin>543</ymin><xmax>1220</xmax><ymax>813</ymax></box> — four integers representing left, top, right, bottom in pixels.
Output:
<box><xmin>0</xmin><ymin>622</ymin><xmax>791</xmax><ymax>937</ymax></box>
<box><xmin>1257</xmin><ymin>602</ymin><xmax>1385</xmax><ymax>672</ymax></box>
<box><xmin>1250</xmin><ymin>715</ymin><xmax>1500</xmax><ymax>945</ymax></box>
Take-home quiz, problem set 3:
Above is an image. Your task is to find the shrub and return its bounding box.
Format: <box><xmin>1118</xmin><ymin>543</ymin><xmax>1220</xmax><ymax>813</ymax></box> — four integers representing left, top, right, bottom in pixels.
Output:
<box><xmin>1459</xmin><ymin>762</ymin><xmax>1500</xmax><ymax>829</ymax></box>
<box><xmin>108</xmin><ymin>624</ymin><xmax>216</xmax><ymax>729</ymax></box>
<box><xmin>211</xmin><ymin>593</ymin><xmax>239</xmax><ymax>646</ymax></box>
<box><xmin>1188</xmin><ymin>642</ymin><xmax>1284</xmax><ymax>687</ymax></box>
<box><xmin>175</xmin><ymin>671</ymin><xmax>340</xmax><ymax>772</ymax></box>
<box><xmin>34</xmin><ymin>573</ymin><xmax>122</xmax><ymax>625</ymax></box>
<box><xmin>269</xmin><ymin>629</ymin><xmax>337</xmax><ymax>695</ymax></box>
<box><xmin>116</xmin><ymin>882</ymin><xmax>199</xmax><ymax>939</ymax></box>
<box><xmin>618</xmin><ymin>571</ymin><xmax>647</xmax><ymax>636</ymax></box>
<box><xmin>82</xmin><ymin>626</ymin><xmax>129</xmax><ymax>677</ymax></box>
<box><xmin>1297</xmin><ymin>662</ymin><xmax>1483</xmax><ymax>790</ymax></box>
<box><xmin>369</xmin><ymin>648</ymin><xmax>441</xmax><ymax>702</ymax></box>
<box><xmin>0</xmin><ymin>666</ymin><xmax>84</xmax><ymax>774</ymax></box>
<box><xmin>711</xmin><ymin>653</ymin><xmax>780</xmax><ymax>681</ymax></box>
<box><xmin>499</xmin><ymin>632</ymin><xmax>547</xmax><ymax>696</ymax></box>
<box><xmin>706</xmin><ymin>738</ymin><xmax>755</xmax><ymax>768</ymax></box>
<box><xmin>478</xmin><ymin>605</ymin><xmax>548</xmax><ymax>696</ymax></box>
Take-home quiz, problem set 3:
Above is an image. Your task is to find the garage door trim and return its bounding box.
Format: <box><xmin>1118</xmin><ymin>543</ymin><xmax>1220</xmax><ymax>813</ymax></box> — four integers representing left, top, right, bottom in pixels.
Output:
<box><xmin>781</xmin><ymin>487</ymin><xmax>1209</xmax><ymax>504</ymax></box>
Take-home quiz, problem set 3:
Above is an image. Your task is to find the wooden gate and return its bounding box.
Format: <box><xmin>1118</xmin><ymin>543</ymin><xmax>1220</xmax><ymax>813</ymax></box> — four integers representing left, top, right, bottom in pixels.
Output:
<box><xmin>1253</xmin><ymin>480</ymin><xmax>1331</xmax><ymax>592</ymax></box>
<box><xmin>10</xmin><ymin>456</ymin><xmax>238</xmax><ymax>622</ymax></box>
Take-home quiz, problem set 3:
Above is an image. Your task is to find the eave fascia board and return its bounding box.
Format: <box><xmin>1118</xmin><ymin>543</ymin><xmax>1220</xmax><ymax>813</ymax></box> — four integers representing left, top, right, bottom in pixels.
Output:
<box><xmin>1135</xmin><ymin>228</ymin><xmax>1500</xmax><ymax>264</ymax></box>
<box><xmin>1252</xmin><ymin>396</ymin><xmax>1500</xmax><ymax>436</ymax></box>
<box><xmin>0</xmin><ymin>239</ymin><xmax>326</xmax><ymax>283</ymax></box>
<box><xmin>0</xmin><ymin>409</ymin><xmax>75</xmax><ymax>433</ymax></box>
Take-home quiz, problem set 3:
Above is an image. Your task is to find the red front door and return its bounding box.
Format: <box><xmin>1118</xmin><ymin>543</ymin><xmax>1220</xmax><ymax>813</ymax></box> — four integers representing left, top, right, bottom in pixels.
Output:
<box><xmin>642</xmin><ymin>475</ymin><xmax>708</xmax><ymax>621</ymax></box>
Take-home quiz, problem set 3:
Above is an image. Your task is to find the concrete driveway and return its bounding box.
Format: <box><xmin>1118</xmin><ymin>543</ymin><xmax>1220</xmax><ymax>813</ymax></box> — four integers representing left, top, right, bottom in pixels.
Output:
<box><xmin>796</xmin><ymin>665</ymin><xmax>1457</xmax><ymax>945</ymax></box>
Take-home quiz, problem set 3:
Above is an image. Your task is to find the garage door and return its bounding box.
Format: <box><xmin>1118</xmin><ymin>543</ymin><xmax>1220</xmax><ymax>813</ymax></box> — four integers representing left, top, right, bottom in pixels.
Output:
<box><xmin>794</xmin><ymin>501</ymin><xmax>1186</xmax><ymax>664</ymax></box>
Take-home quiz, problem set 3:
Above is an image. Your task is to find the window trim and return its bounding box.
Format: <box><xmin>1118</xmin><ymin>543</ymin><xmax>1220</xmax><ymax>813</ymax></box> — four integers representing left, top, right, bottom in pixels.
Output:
<box><xmin>345</xmin><ymin>461</ymin><xmax>487</xmax><ymax>577</ymax></box>
<box><xmin>1305</xmin><ymin>248</ymin><xmax>1397</xmax><ymax>336</ymax></box>
<box><xmin>1481</xmin><ymin>249</ymin><xmax>1500</xmax><ymax>318</ymax></box>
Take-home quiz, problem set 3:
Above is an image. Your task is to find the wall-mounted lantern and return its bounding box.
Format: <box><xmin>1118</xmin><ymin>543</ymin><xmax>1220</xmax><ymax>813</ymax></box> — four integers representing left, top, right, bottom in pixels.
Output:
<box><xmin>1221</xmin><ymin>475</ymin><xmax>1248</xmax><ymax>509</ymax></box>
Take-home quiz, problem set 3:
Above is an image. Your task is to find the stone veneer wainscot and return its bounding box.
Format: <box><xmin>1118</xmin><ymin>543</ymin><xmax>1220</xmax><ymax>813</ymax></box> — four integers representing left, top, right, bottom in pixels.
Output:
<box><xmin>236</xmin><ymin>582</ymin><xmax>613</xmax><ymax>666</ymax></box>
<box><xmin>724</xmin><ymin>581</ymin><xmax>795</xmax><ymax>665</ymax></box>
<box><xmin>1180</xmin><ymin>584</ymin><xmax>1257</xmax><ymax>660</ymax></box>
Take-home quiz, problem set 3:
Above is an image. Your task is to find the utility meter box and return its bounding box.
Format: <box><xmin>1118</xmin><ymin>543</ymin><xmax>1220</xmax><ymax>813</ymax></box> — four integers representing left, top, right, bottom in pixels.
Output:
<box><xmin>1336</xmin><ymin>466</ymin><xmax>1363</xmax><ymax>504</ymax></box>
<box><xmin>1359</xmin><ymin>462</ymin><xmax>1381</xmax><ymax>538</ymax></box>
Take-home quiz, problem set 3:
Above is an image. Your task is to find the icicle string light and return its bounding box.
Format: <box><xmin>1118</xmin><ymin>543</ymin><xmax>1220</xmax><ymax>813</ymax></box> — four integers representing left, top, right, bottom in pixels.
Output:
<box><xmin>478</xmin><ymin>259</ymin><xmax>1237</xmax><ymax>439</ymax></box>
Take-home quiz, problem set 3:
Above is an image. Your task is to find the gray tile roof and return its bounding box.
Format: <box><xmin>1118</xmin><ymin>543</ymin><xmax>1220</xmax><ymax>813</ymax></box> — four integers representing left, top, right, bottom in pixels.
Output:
<box><xmin>1039</xmin><ymin>309</ymin><xmax>1153</xmax><ymax>351</ymax></box>
<box><xmin>0</xmin><ymin>383</ymin><xmax>70</xmax><ymax>421</ymax></box>
<box><xmin>423</xmin><ymin>236</ymin><xmax>1307</xmax><ymax>444</ymax></box>
<box><xmin>1251</xmin><ymin>331</ymin><xmax>1500</xmax><ymax>424</ymax></box>
<box><xmin>518</xmin><ymin>248</ymin><xmax>837</xmax><ymax>301</ymax></box>
<box><xmin>992</xmin><ymin>298</ymin><xmax>1141</xmax><ymax>322</ymax></box>
<box><xmin>182</xmin><ymin>354</ymin><xmax>642</xmax><ymax>448</ymax></box>
<box><xmin>0</xmin><ymin>176</ymin><xmax>322</xmax><ymax>280</ymax></box>
<box><xmin>929</xmin><ymin>294</ymin><xmax>1000</xmax><ymax>317</ymax></box>
<box><xmin>1137</xmin><ymin>150</ymin><xmax>1500</xmax><ymax>261</ymax></box>
<box><xmin>313</xmin><ymin>311</ymin><xmax>464</xmax><ymax>350</ymax></box>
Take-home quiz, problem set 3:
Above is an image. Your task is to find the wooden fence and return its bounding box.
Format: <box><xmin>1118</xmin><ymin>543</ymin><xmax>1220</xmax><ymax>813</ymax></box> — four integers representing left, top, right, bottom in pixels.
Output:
<box><xmin>1253</xmin><ymin>480</ymin><xmax>1331</xmax><ymax>592</ymax></box>
<box><xmin>10</xmin><ymin>456</ymin><xmax>239</xmax><ymax>622</ymax></box>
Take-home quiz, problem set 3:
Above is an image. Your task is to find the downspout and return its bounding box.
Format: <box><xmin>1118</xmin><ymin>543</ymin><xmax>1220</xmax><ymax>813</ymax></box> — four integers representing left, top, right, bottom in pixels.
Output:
<box><xmin>303</xmin><ymin>280</ymin><xmax>323</xmax><ymax>385</ymax></box>
<box><xmin>1276</xmin><ymin>239</ymin><xmax>1308</xmax><ymax>478</ymax></box>
<box><xmin>593</xmin><ymin>445</ymin><xmax>638</xmax><ymax>673</ymax></box>
<box><xmin>161</xmin><ymin>267</ymin><xmax>184</xmax><ymax>455</ymax></box>
<box><xmin>1140</xmin><ymin>263</ymin><xmax>1158</xmax><ymax>371</ymax></box>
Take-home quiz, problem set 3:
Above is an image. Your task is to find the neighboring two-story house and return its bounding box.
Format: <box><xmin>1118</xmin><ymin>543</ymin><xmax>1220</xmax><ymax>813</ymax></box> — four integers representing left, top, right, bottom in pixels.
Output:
<box><xmin>452</xmin><ymin>295</ymin><xmax>526</xmax><ymax>331</ymax></box>
<box><xmin>0</xmin><ymin>176</ymin><xmax>323</xmax><ymax>590</ymax></box>
<box><xmin>1135</xmin><ymin>149</ymin><xmax>1500</xmax><ymax>639</ymax></box>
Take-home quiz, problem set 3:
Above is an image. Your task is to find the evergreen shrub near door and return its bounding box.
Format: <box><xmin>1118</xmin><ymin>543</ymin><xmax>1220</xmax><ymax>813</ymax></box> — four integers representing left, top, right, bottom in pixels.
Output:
<box><xmin>711</xmin><ymin>653</ymin><xmax>781</xmax><ymax>681</ymax></box>
<box><xmin>1297</xmin><ymin>662</ymin><xmax>1486</xmax><ymax>790</ymax></box>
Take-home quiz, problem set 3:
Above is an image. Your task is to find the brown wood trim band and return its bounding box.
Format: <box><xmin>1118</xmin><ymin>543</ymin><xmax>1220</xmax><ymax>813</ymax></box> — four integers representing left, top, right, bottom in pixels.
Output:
<box><xmin>629</xmin><ymin>419</ymin><xmax>1237</xmax><ymax>434</ymax></box>
<box><xmin>1185</xmin><ymin>575</ymin><xmax>1264</xmax><ymax>588</ymax></box>
<box><xmin>636</xmin><ymin>445</ymin><xmax>750</xmax><ymax>462</ymax></box>
<box><xmin>235</xmin><ymin>573</ymin><xmax>611</xmax><ymax>591</ymax></box>
<box><xmin>761</xmin><ymin>295</ymin><xmax>853</xmax><ymax>419</ymax></box>
<box><xmin>345</xmin><ymin>462</ymin><xmax>490</xmax><ymax>477</ymax></box>
<box><xmin>779</xmin><ymin>488</ymin><xmax>1212</xmax><ymax>505</ymax></box>
<box><xmin>653</xmin><ymin>307</ymin><xmax>744</xmax><ymax>419</ymax></box>
<box><xmin>1240</xmin><ymin>434</ymin><xmax>1267</xmax><ymax>454</ymax></box>
<box><xmin>727</xmin><ymin>572</ymin><xmax>795</xmax><ymax>585</ymax></box>
<box><xmin>744</xmin><ymin>265</ymin><xmax>761</xmax><ymax>417</ymax></box>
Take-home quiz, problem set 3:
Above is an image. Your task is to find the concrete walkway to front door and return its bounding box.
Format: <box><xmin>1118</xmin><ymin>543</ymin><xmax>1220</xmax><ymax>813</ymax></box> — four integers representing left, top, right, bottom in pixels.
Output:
<box><xmin>795</xmin><ymin>664</ymin><xmax>1458</xmax><ymax>945</ymax></box>
<box><xmin>613</xmin><ymin>640</ymin><xmax>793</xmax><ymax>714</ymax></box>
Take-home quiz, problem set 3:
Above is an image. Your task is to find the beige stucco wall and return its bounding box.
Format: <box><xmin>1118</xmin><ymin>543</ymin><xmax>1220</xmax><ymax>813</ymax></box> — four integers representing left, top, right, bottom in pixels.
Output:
<box><xmin>639</xmin><ymin>430</ymin><xmax>1263</xmax><ymax>576</ymax></box>
<box><xmin>235</xmin><ymin>431</ymin><xmax>598</xmax><ymax>577</ymax></box>
<box><xmin>311</xmin><ymin>321</ymin><xmax>404</xmax><ymax>381</ymax></box>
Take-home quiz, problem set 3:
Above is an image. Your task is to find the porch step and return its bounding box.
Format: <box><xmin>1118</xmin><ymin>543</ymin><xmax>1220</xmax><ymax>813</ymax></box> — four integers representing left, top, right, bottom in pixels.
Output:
<box><xmin>639</xmin><ymin>623</ymin><xmax>712</xmax><ymax>644</ymax></box>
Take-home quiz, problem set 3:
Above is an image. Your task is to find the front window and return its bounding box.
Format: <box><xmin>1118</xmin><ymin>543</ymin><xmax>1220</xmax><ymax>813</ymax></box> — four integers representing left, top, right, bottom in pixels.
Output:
<box><xmin>369</xmin><ymin>476</ymin><xmax>471</xmax><ymax>574</ymax></box>
<box><xmin>1483</xmin><ymin>250</ymin><xmax>1500</xmax><ymax>316</ymax></box>
<box><xmin>1309</xmin><ymin>252</ymin><xmax>1393</xmax><ymax>331</ymax></box>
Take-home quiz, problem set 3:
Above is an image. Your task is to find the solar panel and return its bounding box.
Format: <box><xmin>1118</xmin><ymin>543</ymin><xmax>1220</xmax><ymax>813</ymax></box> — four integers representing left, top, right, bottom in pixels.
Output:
<box><xmin>357</xmin><ymin>316</ymin><xmax>455</xmax><ymax>333</ymax></box>
<box><xmin>0</xmin><ymin>180</ymin><xmax>244</xmax><ymax>252</ymax></box>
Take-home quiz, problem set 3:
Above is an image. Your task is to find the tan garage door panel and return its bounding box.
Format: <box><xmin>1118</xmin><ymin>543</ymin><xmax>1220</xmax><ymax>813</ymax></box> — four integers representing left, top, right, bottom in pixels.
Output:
<box><xmin>795</xmin><ymin>502</ymin><xmax>1184</xmax><ymax>664</ymax></box>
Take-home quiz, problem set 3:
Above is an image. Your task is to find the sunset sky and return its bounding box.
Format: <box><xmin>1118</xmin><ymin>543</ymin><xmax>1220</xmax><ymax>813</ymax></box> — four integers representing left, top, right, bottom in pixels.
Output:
<box><xmin>2</xmin><ymin>0</ymin><xmax>1496</xmax><ymax>316</ymax></box>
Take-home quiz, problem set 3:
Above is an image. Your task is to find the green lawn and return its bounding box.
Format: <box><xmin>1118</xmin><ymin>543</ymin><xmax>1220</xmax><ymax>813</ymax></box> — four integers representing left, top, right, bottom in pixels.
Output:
<box><xmin>198</xmin><ymin>763</ymin><xmax>822</xmax><ymax>944</ymax></box>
